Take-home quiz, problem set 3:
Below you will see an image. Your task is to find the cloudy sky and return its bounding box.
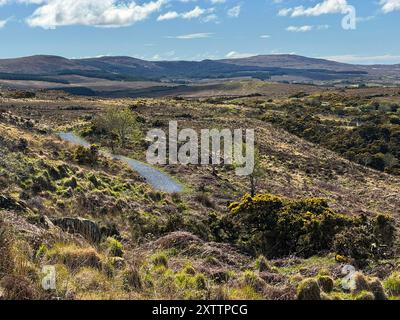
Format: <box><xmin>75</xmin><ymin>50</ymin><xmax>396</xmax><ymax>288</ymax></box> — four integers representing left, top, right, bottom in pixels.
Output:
<box><xmin>0</xmin><ymin>0</ymin><xmax>399</xmax><ymax>64</ymax></box>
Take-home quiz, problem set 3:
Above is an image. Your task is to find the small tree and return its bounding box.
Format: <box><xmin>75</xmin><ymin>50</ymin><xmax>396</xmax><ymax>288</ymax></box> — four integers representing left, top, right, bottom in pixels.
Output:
<box><xmin>98</xmin><ymin>106</ymin><xmax>140</xmax><ymax>148</ymax></box>
<box><xmin>249</xmin><ymin>148</ymin><xmax>264</xmax><ymax>197</ymax></box>
<box><xmin>233</xmin><ymin>144</ymin><xmax>265</xmax><ymax>196</ymax></box>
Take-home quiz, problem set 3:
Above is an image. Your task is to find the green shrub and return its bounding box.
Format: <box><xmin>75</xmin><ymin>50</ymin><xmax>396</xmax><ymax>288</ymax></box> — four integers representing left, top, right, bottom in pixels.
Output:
<box><xmin>105</xmin><ymin>237</ymin><xmax>124</xmax><ymax>257</ymax></box>
<box><xmin>222</xmin><ymin>193</ymin><xmax>396</xmax><ymax>260</ymax></box>
<box><xmin>194</xmin><ymin>274</ymin><xmax>207</xmax><ymax>290</ymax></box>
<box><xmin>182</xmin><ymin>264</ymin><xmax>196</xmax><ymax>276</ymax></box>
<box><xmin>384</xmin><ymin>272</ymin><xmax>400</xmax><ymax>297</ymax></box>
<box><xmin>264</xmin><ymin>109</ymin><xmax>400</xmax><ymax>175</ymax></box>
<box><xmin>241</xmin><ymin>270</ymin><xmax>265</xmax><ymax>292</ymax></box>
<box><xmin>334</xmin><ymin>214</ymin><xmax>396</xmax><ymax>265</ymax></box>
<box><xmin>35</xmin><ymin>244</ymin><xmax>48</xmax><ymax>260</ymax></box>
<box><xmin>225</xmin><ymin>194</ymin><xmax>351</xmax><ymax>257</ymax></box>
<box><xmin>152</xmin><ymin>253</ymin><xmax>168</xmax><ymax>268</ymax></box>
<box><xmin>254</xmin><ymin>255</ymin><xmax>272</xmax><ymax>272</ymax></box>
<box><xmin>74</xmin><ymin>144</ymin><xmax>99</xmax><ymax>165</ymax></box>
<box><xmin>174</xmin><ymin>270</ymin><xmax>208</xmax><ymax>299</ymax></box>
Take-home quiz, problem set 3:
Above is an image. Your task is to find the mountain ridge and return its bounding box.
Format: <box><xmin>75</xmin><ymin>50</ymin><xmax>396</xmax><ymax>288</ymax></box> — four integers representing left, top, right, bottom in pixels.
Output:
<box><xmin>0</xmin><ymin>54</ymin><xmax>399</xmax><ymax>86</ymax></box>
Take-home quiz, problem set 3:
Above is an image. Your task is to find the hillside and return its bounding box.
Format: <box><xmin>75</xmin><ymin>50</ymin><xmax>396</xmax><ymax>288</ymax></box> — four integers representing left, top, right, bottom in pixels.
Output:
<box><xmin>1</xmin><ymin>87</ymin><xmax>400</xmax><ymax>300</ymax></box>
<box><xmin>0</xmin><ymin>54</ymin><xmax>399</xmax><ymax>94</ymax></box>
<box><xmin>0</xmin><ymin>55</ymin><xmax>93</xmax><ymax>74</ymax></box>
<box><xmin>221</xmin><ymin>54</ymin><xmax>358</xmax><ymax>71</ymax></box>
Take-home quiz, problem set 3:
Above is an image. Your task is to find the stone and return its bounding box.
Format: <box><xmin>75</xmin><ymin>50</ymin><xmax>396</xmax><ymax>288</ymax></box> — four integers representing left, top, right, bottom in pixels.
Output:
<box><xmin>53</xmin><ymin>217</ymin><xmax>102</xmax><ymax>243</ymax></box>
<box><xmin>0</xmin><ymin>195</ymin><xmax>27</xmax><ymax>211</ymax></box>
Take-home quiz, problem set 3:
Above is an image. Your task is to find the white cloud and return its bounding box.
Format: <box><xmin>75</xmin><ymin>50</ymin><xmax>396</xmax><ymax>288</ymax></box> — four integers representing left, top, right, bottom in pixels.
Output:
<box><xmin>227</xmin><ymin>5</ymin><xmax>241</xmax><ymax>18</ymax></box>
<box><xmin>321</xmin><ymin>54</ymin><xmax>400</xmax><ymax>65</ymax></box>
<box><xmin>286</xmin><ymin>25</ymin><xmax>313</xmax><ymax>32</ymax></box>
<box><xmin>25</xmin><ymin>0</ymin><xmax>166</xmax><ymax>29</ymax></box>
<box><xmin>157</xmin><ymin>6</ymin><xmax>214</xmax><ymax>21</ymax></box>
<box><xmin>286</xmin><ymin>24</ymin><xmax>329</xmax><ymax>32</ymax></box>
<box><xmin>260</xmin><ymin>34</ymin><xmax>271</xmax><ymax>38</ymax></box>
<box><xmin>225</xmin><ymin>51</ymin><xmax>255</xmax><ymax>59</ymax></box>
<box><xmin>157</xmin><ymin>11</ymin><xmax>179</xmax><ymax>21</ymax></box>
<box><xmin>202</xmin><ymin>14</ymin><xmax>218</xmax><ymax>22</ymax></box>
<box><xmin>152</xmin><ymin>50</ymin><xmax>176</xmax><ymax>60</ymax></box>
<box><xmin>279</xmin><ymin>0</ymin><xmax>351</xmax><ymax>17</ymax></box>
<box><xmin>0</xmin><ymin>19</ymin><xmax>7</xmax><ymax>28</ymax></box>
<box><xmin>182</xmin><ymin>6</ymin><xmax>209</xmax><ymax>19</ymax></box>
<box><xmin>169</xmin><ymin>32</ymin><xmax>213</xmax><ymax>39</ymax></box>
<box><xmin>380</xmin><ymin>0</ymin><xmax>400</xmax><ymax>13</ymax></box>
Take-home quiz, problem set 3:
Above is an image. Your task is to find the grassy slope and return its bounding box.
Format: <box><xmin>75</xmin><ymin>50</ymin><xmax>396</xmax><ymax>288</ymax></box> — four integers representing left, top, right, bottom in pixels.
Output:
<box><xmin>1</xmin><ymin>88</ymin><xmax>400</xmax><ymax>300</ymax></box>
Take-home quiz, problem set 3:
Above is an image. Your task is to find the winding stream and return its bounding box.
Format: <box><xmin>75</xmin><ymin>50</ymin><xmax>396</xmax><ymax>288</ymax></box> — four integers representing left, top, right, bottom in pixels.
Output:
<box><xmin>58</xmin><ymin>132</ymin><xmax>184</xmax><ymax>193</ymax></box>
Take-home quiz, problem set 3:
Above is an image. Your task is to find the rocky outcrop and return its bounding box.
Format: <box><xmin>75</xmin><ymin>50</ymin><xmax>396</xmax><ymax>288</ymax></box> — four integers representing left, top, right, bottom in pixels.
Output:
<box><xmin>0</xmin><ymin>195</ymin><xmax>27</xmax><ymax>212</ymax></box>
<box><xmin>52</xmin><ymin>217</ymin><xmax>120</xmax><ymax>243</ymax></box>
<box><xmin>53</xmin><ymin>217</ymin><xmax>102</xmax><ymax>243</ymax></box>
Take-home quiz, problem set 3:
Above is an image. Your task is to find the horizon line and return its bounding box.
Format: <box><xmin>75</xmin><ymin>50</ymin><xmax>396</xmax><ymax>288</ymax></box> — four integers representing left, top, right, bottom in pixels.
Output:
<box><xmin>1</xmin><ymin>53</ymin><xmax>400</xmax><ymax>66</ymax></box>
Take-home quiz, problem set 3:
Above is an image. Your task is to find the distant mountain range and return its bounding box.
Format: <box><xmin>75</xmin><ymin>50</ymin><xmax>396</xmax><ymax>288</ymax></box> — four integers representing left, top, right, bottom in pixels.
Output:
<box><xmin>0</xmin><ymin>54</ymin><xmax>399</xmax><ymax>84</ymax></box>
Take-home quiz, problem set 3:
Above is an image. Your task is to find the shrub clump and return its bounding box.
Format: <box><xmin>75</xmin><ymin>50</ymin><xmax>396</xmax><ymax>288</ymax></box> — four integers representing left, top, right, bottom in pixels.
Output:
<box><xmin>317</xmin><ymin>276</ymin><xmax>334</xmax><ymax>293</ymax></box>
<box><xmin>151</xmin><ymin>253</ymin><xmax>168</xmax><ymax>268</ymax></box>
<box><xmin>74</xmin><ymin>144</ymin><xmax>99</xmax><ymax>165</ymax></box>
<box><xmin>0</xmin><ymin>275</ymin><xmax>38</xmax><ymax>300</ymax></box>
<box><xmin>46</xmin><ymin>244</ymin><xmax>102</xmax><ymax>271</ymax></box>
<box><xmin>297</xmin><ymin>278</ymin><xmax>321</xmax><ymax>300</ymax></box>
<box><xmin>353</xmin><ymin>272</ymin><xmax>370</xmax><ymax>293</ymax></box>
<box><xmin>221</xmin><ymin>194</ymin><xmax>396</xmax><ymax>260</ymax></box>
<box><xmin>384</xmin><ymin>272</ymin><xmax>400</xmax><ymax>297</ymax></box>
<box><xmin>241</xmin><ymin>270</ymin><xmax>266</xmax><ymax>293</ymax></box>
<box><xmin>254</xmin><ymin>255</ymin><xmax>272</xmax><ymax>272</ymax></box>
<box><xmin>74</xmin><ymin>267</ymin><xmax>110</xmax><ymax>291</ymax></box>
<box><xmin>225</xmin><ymin>194</ymin><xmax>350</xmax><ymax>257</ymax></box>
<box><xmin>122</xmin><ymin>266</ymin><xmax>143</xmax><ymax>292</ymax></box>
<box><xmin>352</xmin><ymin>272</ymin><xmax>387</xmax><ymax>300</ymax></box>
<box><xmin>333</xmin><ymin>214</ymin><xmax>396</xmax><ymax>265</ymax></box>
<box><xmin>174</xmin><ymin>270</ymin><xmax>209</xmax><ymax>299</ymax></box>
<box><xmin>104</xmin><ymin>237</ymin><xmax>124</xmax><ymax>257</ymax></box>
<box><xmin>369</xmin><ymin>278</ymin><xmax>387</xmax><ymax>300</ymax></box>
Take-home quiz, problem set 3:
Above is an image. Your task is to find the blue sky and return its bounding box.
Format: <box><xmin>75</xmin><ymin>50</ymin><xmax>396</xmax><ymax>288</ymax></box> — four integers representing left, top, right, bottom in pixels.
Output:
<box><xmin>0</xmin><ymin>0</ymin><xmax>399</xmax><ymax>64</ymax></box>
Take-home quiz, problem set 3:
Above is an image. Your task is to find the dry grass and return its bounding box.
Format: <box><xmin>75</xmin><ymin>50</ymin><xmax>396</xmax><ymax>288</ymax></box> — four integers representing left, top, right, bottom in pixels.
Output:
<box><xmin>46</xmin><ymin>243</ymin><xmax>102</xmax><ymax>271</ymax></box>
<box><xmin>1</xmin><ymin>87</ymin><xmax>400</xmax><ymax>300</ymax></box>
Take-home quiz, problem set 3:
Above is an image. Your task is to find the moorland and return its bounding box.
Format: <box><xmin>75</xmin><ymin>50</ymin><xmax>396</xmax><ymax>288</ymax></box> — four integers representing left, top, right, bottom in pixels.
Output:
<box><xmin>1</xmin><ymin>76</ymin><xmax>400</xmax><ymax>300</ymax></box>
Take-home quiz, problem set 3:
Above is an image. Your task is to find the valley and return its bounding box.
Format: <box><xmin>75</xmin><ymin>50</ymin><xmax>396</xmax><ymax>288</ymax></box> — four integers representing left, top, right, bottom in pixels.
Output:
<box><xmin>1</xmin><ymin>54</ymin><xmax>400</xmax><ymax>99</ymax></box>
<box><xmin>1</xmin><ymin>82</ymin><xmax>400</xmax><ymax>300</ymax></box>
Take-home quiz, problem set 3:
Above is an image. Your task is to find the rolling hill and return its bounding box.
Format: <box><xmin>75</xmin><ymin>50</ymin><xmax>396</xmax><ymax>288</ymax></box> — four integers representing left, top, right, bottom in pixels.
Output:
<box><xmin>0</xmin><ymin>54</ymin><xmax>399</xmax><ymax>96</ymax></box>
